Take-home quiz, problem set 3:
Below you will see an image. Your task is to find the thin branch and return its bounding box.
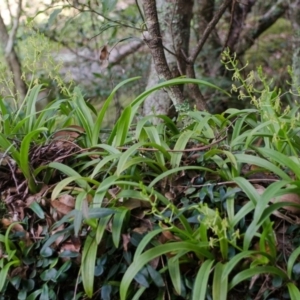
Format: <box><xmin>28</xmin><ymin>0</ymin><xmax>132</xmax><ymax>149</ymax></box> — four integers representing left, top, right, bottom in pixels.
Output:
<box><xmin>185</xmin><ymin>63</ymin><xmax>207</xmax><ymax>110</ymax></box>
<box><xmin>176</xmin><ymin>178</ymin><xmax>279</xmax><ymax>189</ymax></box>
<box><xmin>181</xmin><ymin>0</ymin><xmax>231</xmax><ymax>111</ymax></box>
<box><xmin>5</xmin><ymin>0</ymin><xmax>22</xmax><ymax>56</ymax></box>
<box><xmin>116</xmin><ymin>135</ymin><xmax>226</xmax><ymax>152</ymax></box>
<box><xmin>135</xmin><ymin>0</ymin><xmax>145</xmax><ymax>24</ymax></box>
<box><xmin>107</xmin><ymin>39</ymin><xmax>145</xmax><ymax>65</ymax></box>
<box><xmin>188</xmin><ymin>0</ymin><xmax>232</xmax><ymax>64</ymax></box>
<box><xmin>4</xmin><ymin>0</ymin><xmax>13</xmax><ymax>22</ymax></box>
<box><xmin>223</xmin><ymin>0</ymin><xmax>237</xmax><ymax>51</ymax></box>
<box><xmin>237</xmin><ymin>0</ymin><xmax>289</xmax><ymax>56</ymax></box>
<box><xmin>34</xmin><ymin>25</ymin><xmax>144</xmax><ymax>67</ymax></box>
<box><xmin>223</xmin><ymin>0</ymin><xmax>256</xmax><ymax>51</ymax></box>
<box><xmin>0</xmin><ymin>11</ymin><xmax>27</xmax><ymax>99</ymax></box>
<box><xmin>75</xmin><ymin>1</ymin><xmax>142</xmax><ymax>31</ymax></box>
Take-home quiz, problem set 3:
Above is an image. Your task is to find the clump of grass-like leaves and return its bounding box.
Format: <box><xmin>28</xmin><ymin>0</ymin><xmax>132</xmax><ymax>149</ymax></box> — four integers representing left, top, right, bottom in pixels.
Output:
<box><xmin>1</xmin><ymin>51</ymin><xmax>300</xmax><ymax>300</ymax></box>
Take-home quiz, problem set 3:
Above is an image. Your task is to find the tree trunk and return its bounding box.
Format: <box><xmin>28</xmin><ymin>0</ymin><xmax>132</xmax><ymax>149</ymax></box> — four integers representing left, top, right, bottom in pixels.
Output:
<box><xmin>290</xmin><ymin>0</ymin><xmax>300</xmax><ymax>94</ymax></box>
<box><xmin>0</xmin><ymin>12</ymin><xmax>27</xmax><ymax>100</ymax></box>
<box><xmin>142</xmin><ymin>0</ymin><xmax>193</xmax><ymax>117</ymax></box>
<box><xmin>192</xmin><ymin>0</ymin><xmax>222</xmax><ymax>77</ymax></box>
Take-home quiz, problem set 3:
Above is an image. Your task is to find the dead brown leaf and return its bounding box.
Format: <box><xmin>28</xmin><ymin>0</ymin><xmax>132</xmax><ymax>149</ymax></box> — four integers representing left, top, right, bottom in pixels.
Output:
<box><xmin>52</xmin><ymin>224</ymin><xmax>65</xmax><ymax>247</ymax></box>
<box><xmin>132</xmin><ymin>225</ymin><xmax>149</xmax><ymax>235</ymax></box>
<box><xmin>10</xmin><ymin>265</ymin><xmax>28</xmax><ymax>279</ymax></box>
<box><xmin>1</xmin><ymin>218</ymin><xmax>32</xmax><ymax>246</ymax></box>
<box><xmin>53</xmin><ymin>125</ymin><xmax>85</xmax><ymax>142</ymax></box>
<box><xmin>51</xmin><ymin>194</ymin><xmax>75</xmax><ymax>216</ymax></box>
<box><xmin>255</xmin><ymin>184</ymin><xmax>300</xmax><ymax>215</ymax></box>
<box><xmin>122</xmin><ymin>198</ymin><xmax>151</xmax><ymax>210</ymax></box>
<box><xmin>60</xmin><ymin>237</ymin><xmax>82</xmax><ymax>263</ymax></box>
<box><xmin>122</xmin><ymin>233</ymin><xmax>131</xmax><ymax>251</ymax></box>
<box><xmin>99</xmin><ymin>45</ymin><xmax>109</xmax><ymax>69</ymax></box>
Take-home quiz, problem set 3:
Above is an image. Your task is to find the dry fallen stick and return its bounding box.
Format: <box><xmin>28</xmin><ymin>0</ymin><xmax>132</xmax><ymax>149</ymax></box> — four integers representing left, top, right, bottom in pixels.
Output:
<box><xmin>180</xmin><ymin>178</ymin><xmax>280</xmax><ymax>189</ymax></box>
<box><xmin>116</xmin><ymin>135</ymin><xmax>227</xmax><ymax>153</ymax></box>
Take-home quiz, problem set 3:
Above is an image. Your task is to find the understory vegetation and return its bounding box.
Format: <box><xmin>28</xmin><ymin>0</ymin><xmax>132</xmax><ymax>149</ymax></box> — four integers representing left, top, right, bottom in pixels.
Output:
<box><xmin>1</xmin><ymin>51</ymin><xmax>300</xmax><ymax>300</ymax></box>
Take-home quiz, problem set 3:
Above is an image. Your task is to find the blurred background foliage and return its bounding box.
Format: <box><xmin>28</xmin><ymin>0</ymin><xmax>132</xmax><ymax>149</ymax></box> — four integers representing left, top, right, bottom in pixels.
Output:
<box><xmin>0</xmin><ymin>0</ymin><xmax>298</xmax><ymax>121</ymax></box>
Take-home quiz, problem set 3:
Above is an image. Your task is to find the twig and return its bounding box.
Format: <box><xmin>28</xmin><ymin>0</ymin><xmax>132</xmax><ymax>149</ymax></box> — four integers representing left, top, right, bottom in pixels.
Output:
<box><xmin>188</xmin><ymin>0</ymin><xmax>232</xmax><ymax>64</ymax></box>
<box><xmin>177</xmin><ymin>178</ymin><xmax>279</xmax><ymax>189</ymax></box>
<box><xmin>116</xmin><ymin>135</ymin><xmax>226</xmax><ymax>152</ymax></box>
<box><xmin>182</xmin><ymin>0</ymin><xmax>231</xmax><ymax>111</ymax></box>
<box><xmin>223</xmin><ymin>0</ymin><xmax>236</xmax><ymax>50</ymax></box>
<box><xmin>5</xmin><ymin>0</ymin><xmax>22</xmax><ymax>56</ymax></box>
<box><xmin>237</xmin><ymin>0</ymin><xmax>288</xmax><ymax>56</ymax></box>
<box><xmin>77</xmin><ymin>2</ymin><xmax>142</xmax><ymax>31</ymax></box>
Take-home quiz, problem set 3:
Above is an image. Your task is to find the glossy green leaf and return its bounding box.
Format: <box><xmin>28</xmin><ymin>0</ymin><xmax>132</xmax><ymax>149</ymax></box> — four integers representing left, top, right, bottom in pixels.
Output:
<box><xmin>0</xmin><ymin>260</ymin><xmax>19</xmax><ymax>291</ymax></box>
<box><xmin>134</xmin><ymin>270</ymin><xmax>149</xmax><ymax>287</ymax></box>
<box><xmin>40</xmin><ymin>268</ymin><xmax>58</xmax><ymax>282</ymax></box>
<box><xmin>27</xmin><ymin>290</ymin><xmax>42</xmax><ymax>300</ymax></box>
<box><xmin>20</xmin><ymin>127</ymin><xmax>48</xmax><ymax>192</ymax></box>
<box><xmin>256</xmin><ymin>147</ymin><xmax>300</xmax><ymax>179</ymax></box>
<box><xmin>23</xmin><ymin>84</ymin><xmax>42</xmax><ymax>132</ymax></box>
<box><xmin>192</xmin><ymin>259</ymin><xmax>214</xmax><ymax>300</ymax></box>
<box><xmin>143</xmin><ymin>126</ymin><xmax>166</xmax><ymax>166</ymax></box>
<box><xmin>168</xmin><ymin>256</ymin><xmax>182</xmax><ymax>295</ymax></box>
<box><xmin>82</xmin><ymin>234</ymin><xmax>98</xmax><ymax>298</ymax></box>
<box><xmin>49</xmin><ymin>163</ymin><xmax>91</xmax><ymax>192</ymax></box>
<box><xmin>287</xmin><ymin>282</ymin><xmax>300</xmax><ymax>300</ymax></box>
<box><xmin>223</xmin><ymin>251</ymin><xmax>273</xmax><ymax>281</ymax></box>
<box><xmin>149</xmin><ymin>166</ymin><xmax>214</xmax><ymax>188</ymax></box>
<box><xmin>40</xmin><ymin>283</ymin><xmax>49</xmax><ymax>300</ymax></box>
<box><xmin>231</xmin><ymin>201</ymin><xmax>255</xmax><ymax>227</ymax></box>
<box><xmin>40</xmin><ymin>227</ymin><xmax>72</xmax><ymax>255</ymax></box>
<box><xmin>242</xmin><ymin>180</ymin><xmax>287</xmax><ymax>250</ymax></box>
<box><xmin>90</xmin><ymin>153</ymin><xmax>121</xmax><ymax>179</ymax></box>
<box><xmin>28</xmin><ymin>201</ymin><xmax>45</xmax><ymax>219</ymax></box>
<box><xmin>96</xmin><ymin>215</ymin><xmax>112</xmax><ymax>244</ymax></box>
<box><xmin>72</xmin><ymin>87</ymin><xmax>94</xmax><ymax>146</ymax></box>
<box><xmin>228</xmin><ymin>266</ymin><xmax>288</xmax><ymax>290</ymax></box>
<box><xmin>131</xmin><ymin>77</ymin><xmax>230</xmax><ymax>109</ymax></box>
<box><xmin>116</xmin><ymin>142</ymin><xmax>145</xmax><ymax>176</ymax></box>
<box><xmin>120</xmin><ymin>241</ymin><xmax>211</xmax><ymax>300</ymax></box>
<box><xmin>101</xmin><ymin>284</ymin><xmax>112</xmax><ymax>300</ymax></box>
<box><xmin>0</xmin><ymin>134</ymin><xmax>20</xmax><ymax>163</ymax></box>
<box><xmin>146</xmin><ymin>264</ymin><xmax>165</xmax><ymax>287</ymax></box>
<box><xmin>73</xmin><ymin>208</ymin><xmax>83</xmax><ymax>236</ymax></box>
<box><xmin>55</xmin><ymin>260</ymin><xmax>72</xmax><ymax>280</ymax></box>
<box><xmin>287</xmin><ymin>246</ymin><xmax>300</xmax><ymax>278</ymax></box>
<box><xmin>134</xmin><ymin>228</ymin><xmax>166</xmax><ymax>260</ymax></box>
<box><xmin>234</xmin><ymin>154</ymin><xmax>290</xmax><ymax>180</ymax></box>
<box><xmin>40</xmin><ymin>247</ymin><xmax>54</xmax><ymax>258</ymax></box>
<box><xmin>170</xmin><ymin>130</ymin><xmax>194</xmax><ymax>168</ymax></box>
<box><xmin>113</xmin><ymin>105</ymin><xmax>132</xmax><ymax>147</ymax></box>
<box><xmin>212</xmin><ymin>262</ymin><xmax>227</xmax><ymax>300</ymax></box>
<box><xmin>0</xmin><ymin>98</ymin><xmax>10</xmax><ymax>135</ymax></box>
<box><xmin>112</xmin><ymin>208</ymin><xmax>128</xmax><ymax>248</ymax></box>
<box><xmin>4</xmin><ymin>222</ymin><xmax>20</xmax><ymax>261</ymax></box>
<box><xmin>93</xmin><ymin>175</ymin><xmax>119</xmax><ymax>207</ymax></box>
<box><xmin>92</xmin><ymin>77</ymin><xmax>140</xmax><ymax>145</ymax></box>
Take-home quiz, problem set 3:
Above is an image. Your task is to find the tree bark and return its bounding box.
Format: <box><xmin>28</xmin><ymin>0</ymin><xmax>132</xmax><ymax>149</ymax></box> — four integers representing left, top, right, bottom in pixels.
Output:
<box><xmin>192</xmin><ymin>1</ymin><xmax>222</xmax><ymax>77</ymax></box>
<box><xmin>224</xmin><ymin>0</ymin><xmax>256</xmax><ymax>52</ymax></box>
<box><xmin>236</xmin><ymin>0</ymin><xmax>289</xmax><ymax>56</ymax></box>
<box><xmin>289</xmin><ymin>0</ymin><xmax>300</xmax><ymax>94</ymax></box>
<box><xmin>142</xmin><ymin>0</ymin><xmax>192</xmax><ymax>117</ymax></box>
<box><xmin>185</xmin><ymin>0</ymin><xmax>232</xmax><ymax>110</ymax></box>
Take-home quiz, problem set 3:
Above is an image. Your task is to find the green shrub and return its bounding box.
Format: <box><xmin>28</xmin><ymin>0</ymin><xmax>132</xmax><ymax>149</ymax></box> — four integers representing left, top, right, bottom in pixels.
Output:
<box><xmin>1</xmin><ymin>52</ymin><xmax>300</xmax><ymax>300</ymax></box>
